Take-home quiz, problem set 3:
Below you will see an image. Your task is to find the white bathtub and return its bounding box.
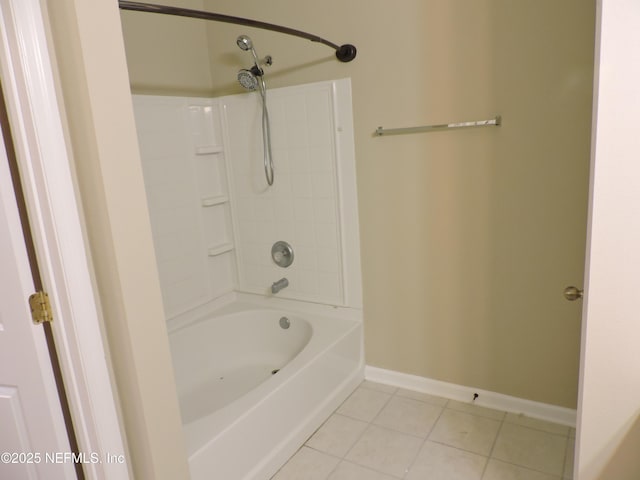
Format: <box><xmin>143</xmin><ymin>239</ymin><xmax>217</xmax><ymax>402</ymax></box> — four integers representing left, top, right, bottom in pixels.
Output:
<box><xmin>168</xmin><ymin>301</ymin><xmax>364</xmax><ymax>480</ymax></box>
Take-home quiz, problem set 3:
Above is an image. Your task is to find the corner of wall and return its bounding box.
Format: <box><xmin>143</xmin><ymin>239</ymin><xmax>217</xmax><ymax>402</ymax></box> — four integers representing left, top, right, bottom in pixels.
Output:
<box><xmin>43</xmin><ymin>1</ymin><xmax>190</xmax><ymax>479</ymax></box>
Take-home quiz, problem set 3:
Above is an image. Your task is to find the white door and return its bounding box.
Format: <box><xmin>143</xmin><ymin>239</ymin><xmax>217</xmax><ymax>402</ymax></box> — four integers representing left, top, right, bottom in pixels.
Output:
<box><xmin>576</xmin><ymin>1</ymin><xmax>640</xmax><ymax>479</ymax></box>
<box><xmin>0</xmin><ymin>126</ymin><xmax>76</xmax><ymax>478</ymax></box>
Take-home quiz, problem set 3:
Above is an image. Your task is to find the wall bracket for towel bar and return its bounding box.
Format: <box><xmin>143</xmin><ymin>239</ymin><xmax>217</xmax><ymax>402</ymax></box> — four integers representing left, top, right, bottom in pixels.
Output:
<box><xmin>374</xmin><ymin>116</ymin><xmax>501</xmax><ymax>137</ymax></box>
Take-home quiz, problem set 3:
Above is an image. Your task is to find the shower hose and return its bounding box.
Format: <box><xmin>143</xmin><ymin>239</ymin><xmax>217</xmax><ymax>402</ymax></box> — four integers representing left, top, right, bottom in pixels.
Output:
<box><xmin>258</xmin><ymin>76</ymin><xmax>274</xmax><ymax>186</ymax></box>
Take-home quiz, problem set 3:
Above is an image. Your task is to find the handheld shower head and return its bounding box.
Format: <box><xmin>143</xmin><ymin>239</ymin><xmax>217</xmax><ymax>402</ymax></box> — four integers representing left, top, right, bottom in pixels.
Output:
<box><xmin>237</xmin><ymin>34</ymin><xmax>263</xmax><ymax>71</ymax></box>
<box><xmin>236</xmin><ymin>34</ymin><xmax>261</xmax><ymax>90</ymax></box>
<box><xmin>235</xmin><ymin>33</ymin><xmax>274</xmax><ymax>186</ymax></box>
<box><xmin>236</xmin><ymin>35</ymin><xmax>253</xmax><ymax>51</ymax></box>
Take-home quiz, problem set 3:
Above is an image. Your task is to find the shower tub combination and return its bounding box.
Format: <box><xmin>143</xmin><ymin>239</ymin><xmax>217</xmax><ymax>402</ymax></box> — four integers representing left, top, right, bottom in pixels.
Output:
<box><xmin>126</xmin><ymin>3</ymin><xmax>362</xmax><ymax>477</ymax></box>
<box><xmin>169</xmin><ymin>300</ymin><xmax>363</xmax><ymax>479</ymax></box>
<box><xmin>134</xmin><ymin>68</ymin><xmax>362</xmax><ymax>477</ymax></box>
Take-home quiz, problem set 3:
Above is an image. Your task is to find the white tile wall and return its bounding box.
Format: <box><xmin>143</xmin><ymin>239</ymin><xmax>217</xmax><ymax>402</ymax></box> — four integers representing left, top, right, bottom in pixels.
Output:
<box><xmin>133</xmin><ymin>96</ymin><xmax>236</xmax><ymax>320</ymax></box>
<box><xmin>133</xmin><ymin>79</ymin><xmax>361</xmax><ymax>319</ymax></box>
<box><xmin>222</xmin><ymin>82</ymin><xmax>346</xmax><ymax>305</ymax></box>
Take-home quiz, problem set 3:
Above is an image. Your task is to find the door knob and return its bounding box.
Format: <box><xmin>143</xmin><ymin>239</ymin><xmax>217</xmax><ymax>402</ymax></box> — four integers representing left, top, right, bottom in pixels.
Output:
<box><xmin>563</xmin><ymin>286</ymin><xmax>584</xmax><ymax>301</ymax></box>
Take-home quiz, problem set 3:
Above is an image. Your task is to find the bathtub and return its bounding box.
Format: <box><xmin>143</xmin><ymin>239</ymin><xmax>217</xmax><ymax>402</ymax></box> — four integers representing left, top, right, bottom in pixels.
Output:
<box><xmin>168</xmin><ymin>300</ymin><xmax>364</xmax><ymax>480</ymax></box>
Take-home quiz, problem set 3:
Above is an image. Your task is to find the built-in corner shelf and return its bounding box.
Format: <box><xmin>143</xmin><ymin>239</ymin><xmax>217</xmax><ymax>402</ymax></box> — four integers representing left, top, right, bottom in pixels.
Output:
<box><xmin>201</xmin><ymin>195</ymin><xmax>229</xmax><ymax>207</ymax></box>
<box><xmin>208</xmin><ymin>243</ymin><xmax>234</xmax><ymax>257</ymax></box>
<box><xmin>195</xmin><ymin>145</ymin><xmax>224</xmax><ymax>155</ymax></box>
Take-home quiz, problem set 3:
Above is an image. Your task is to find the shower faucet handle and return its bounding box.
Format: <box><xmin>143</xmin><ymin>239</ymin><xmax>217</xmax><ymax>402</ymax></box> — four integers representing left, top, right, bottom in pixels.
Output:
<box><xmin>271</xmin><ymin>241</ymin><xmax>294</xmax><ymax>268</ymax></box>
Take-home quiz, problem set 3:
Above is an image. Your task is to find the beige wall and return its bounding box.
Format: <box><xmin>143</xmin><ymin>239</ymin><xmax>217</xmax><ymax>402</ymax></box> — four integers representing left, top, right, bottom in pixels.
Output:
<box><xmin>121</xmin><ymin>0</ymin><xmax>213</xmax><ymax>96</ymax></box>
<box><xmin>43</xmin><ymin>1</ymin><xmax>189</xmax><ymax>478</ymax></box>
<box><xmin>121</xmin><ymin>1</ymin><xmax>595</xmax><ymax>408</ymax></box>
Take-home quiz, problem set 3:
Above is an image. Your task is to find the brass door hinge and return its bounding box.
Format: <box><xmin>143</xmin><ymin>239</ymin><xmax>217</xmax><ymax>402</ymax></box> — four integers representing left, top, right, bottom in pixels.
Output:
<box><xmin>28</xmin><ymin>291</ymin><xmax>53</xmax><ymax>324</ymax></box>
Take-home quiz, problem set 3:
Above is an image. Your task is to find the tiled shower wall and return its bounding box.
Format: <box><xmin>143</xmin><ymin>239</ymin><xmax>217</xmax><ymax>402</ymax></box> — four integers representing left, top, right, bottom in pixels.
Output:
<box><xmin>222</xmin><ymin>82</ymin><xmax>345</xmax><ymax>306</ymax></box>
<box><xmin>133</xmin><ymin>96</ymin><xmax>236</xmax><ymax>319</ymax></box>
<box><xmin>133</xmin><ymin>79</ymin><xmax>356</xmax><ymax>322</ymax></box>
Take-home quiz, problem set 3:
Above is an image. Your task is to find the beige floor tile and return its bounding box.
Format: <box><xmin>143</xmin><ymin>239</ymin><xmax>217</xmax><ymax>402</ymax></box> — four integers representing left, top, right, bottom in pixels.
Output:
<box><xmin>406</xmin><ymin>440</ymin><xmax>487</xmax><ymax>480</ymax></box>
<box><xmin>483</xmin><ymin>459</ymin><xmax>561</xmax><ymax>480</ymax></box>
<box><xmin>429</xmin><ymin>409</ymin><xmax>502</xmax><ymax>455</ymax></box>
<box><xmin>373</xmin><ymin>395</ymin><xmax>443</xmax><ymax>437</ymax></box>
<box><xmin>360</xmin><ymin>380</ymin><xmax>398</xmax><ymax>394</ymax></box>
<box><xmin>446</xmin><ymin>400</ymin><xmax>507</xmax><ymax>420</ymax></box>
<box><xmin>337</xmin><ymin>387</ymin><xmax>392</xmax><ymax>422</ymax></box>
<box><xmin>345</xmin><ymin>425</ymin><xmax>423</xmax><ymax>478</ymax></box>
<box><xmin>271</xmin><ymin>446</ymin><xmax>340</xmax><ymax>480</ymax></box>
<box><xmin>505</xmin><ymin>413</ymin><xmax>571</xmax><ymax>436</ymax></box>
<box><xmin>395</xmin><ymin>388</ymin><xmax>449</xmax><ymax>407</ymax></box>
<box><xmin>492</xmin><ymin>423</ymin><xmax>567</xmax><ymax>476</ymax></box>
<box><xmin>327</xmin><ymin>461</ymin><xmax>397</xmax><ymax>480</ymax></box>
<box><xmin>306</xmin><ymin>414</ymin><xmax>369</xmax><ymax>457</ymax></box>
<box><xmin>276</xmin><ymin>381</ymin><xmax>575</xmax><ymax>480</ymax></box>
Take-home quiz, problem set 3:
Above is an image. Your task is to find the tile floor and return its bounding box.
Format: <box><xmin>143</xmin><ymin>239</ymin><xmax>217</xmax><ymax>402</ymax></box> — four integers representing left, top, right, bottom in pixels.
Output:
<box><xmin>271</xmin><ymin>381</ymin><xmax>575</xmax><ymax>480</ymax></box>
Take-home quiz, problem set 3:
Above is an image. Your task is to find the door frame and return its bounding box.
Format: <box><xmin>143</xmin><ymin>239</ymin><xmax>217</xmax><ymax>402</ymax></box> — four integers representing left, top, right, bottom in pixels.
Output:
<box><xmin>0</xmin><ymin>0</ymin><xmax>129</xmax><ymax>478</ymax></box>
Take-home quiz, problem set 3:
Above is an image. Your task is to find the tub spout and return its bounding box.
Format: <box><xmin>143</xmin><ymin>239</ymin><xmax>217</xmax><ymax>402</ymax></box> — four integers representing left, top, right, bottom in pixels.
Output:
<box><xmin>271</xmin><ymin>277</ymin><xmax>289</xmax><ymax>294</ymax></box>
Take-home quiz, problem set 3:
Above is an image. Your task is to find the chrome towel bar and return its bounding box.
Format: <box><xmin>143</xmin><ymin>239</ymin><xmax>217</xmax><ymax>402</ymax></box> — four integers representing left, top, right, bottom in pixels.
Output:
<box><xmin>374</xmin><ymin>115</ymin><xmax>501</xmax><ymax>137</ymax></box>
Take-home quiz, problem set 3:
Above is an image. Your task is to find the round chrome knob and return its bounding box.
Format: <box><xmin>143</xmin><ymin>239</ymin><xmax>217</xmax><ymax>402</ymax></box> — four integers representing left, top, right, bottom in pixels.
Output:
<box><xmin>271</xmin><ymin>241</ymin><xmax>294</xmax><ymax>268</ymax></box>
<box><xmin>563</xmin><ymin>286</ymin><xmax>584</xmax><ymax>301</ymax></box>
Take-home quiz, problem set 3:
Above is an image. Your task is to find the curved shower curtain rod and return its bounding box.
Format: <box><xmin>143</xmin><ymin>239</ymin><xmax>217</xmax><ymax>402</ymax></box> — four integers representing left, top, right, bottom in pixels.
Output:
<box><xmin>118</xmin><ymin>1</ymin><xmax>357</xmax><ymax>62</ymax></box>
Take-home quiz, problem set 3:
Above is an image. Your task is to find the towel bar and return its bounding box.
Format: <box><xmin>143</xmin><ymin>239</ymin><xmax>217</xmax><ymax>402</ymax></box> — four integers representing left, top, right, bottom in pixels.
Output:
<box><xmin>374</xmin><ymin>115</ymin><xmax>501</xmax><ymax>137</ymax></box>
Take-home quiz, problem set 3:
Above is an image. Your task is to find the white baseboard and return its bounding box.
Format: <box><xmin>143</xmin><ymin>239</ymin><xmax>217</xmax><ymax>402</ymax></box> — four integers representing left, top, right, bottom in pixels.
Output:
<box><xmin>365</xmin><ymin>365</ymin><xmax>577</xmax><ymax>428</ymax></box>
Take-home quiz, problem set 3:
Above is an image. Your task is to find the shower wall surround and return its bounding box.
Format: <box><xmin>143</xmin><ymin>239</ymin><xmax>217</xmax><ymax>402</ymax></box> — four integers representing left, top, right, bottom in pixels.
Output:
<box><xmin>133</xmin><ymin>78</ymin><xmax>361</xmax><ymax>323</ymax></box>
<box><xmin>224</xmin><ymin>80</ymin><xmax>358</xmax><ymax>306</ymax></box>
<box><xmin>133</xmin><ymin>96</ymin><xmax>235</xmax><ymax>319</ymax></box>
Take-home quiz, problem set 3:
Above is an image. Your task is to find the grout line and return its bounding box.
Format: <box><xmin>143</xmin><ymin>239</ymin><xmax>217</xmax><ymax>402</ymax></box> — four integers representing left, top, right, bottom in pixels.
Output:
<box><xmin>502</xmin><ymin>414</ymin><xmax>573</xmax><ymax>437</ymax></box>
<box><xmin>337</xmin><ymin>460</ymin><xmax>406</xmax><ymax>480</ymax></box>
<box><xmin>486</xmin><ymin>458</ymin><xmax>566</xmax><ymax>479</ymax></box>
<box><xmin>501</xmin><ymin>419</ymin><xmax>572</xmax><ymax>439</ymax></box>
<box><xmin>401</xmin><ymin>405</ymin><xmax>450</xmax><ymax>478</ymax></box>
<box><xmin>292</xmin><ymin>380</ymin><xmax>571</xmax><ymax>480</ymax></box>
<box><xmin>338</xmin><ymin>384</ymin><xmax>396</xmax><ymax>461</ymax></box>
<box><xmin>340</xmin><ymin>420</ymin><xmax>371</xmax><ymax>460</ymax></box>
<box><xmin>360</xmin><ymin>380</ymin><xmax>398</xmax><ymax>395</ymax></box>
<box><xmin>303</xmin><ymin>444</ymin><xmax>345</xmax><ymax>462</ymax></box>
<box><xmin>320</xmin><ymin>448</ymin><xmax>342</xmax><ymax>480</ymax></box>
<box><xmin>425</xmin><ymin>438</ymin><xmax>492</xmax><ymax>458</ymax></box>
<box><xmin>480</xmin><ymin>411</ymin><xmax>506</xmax><ymax>478</ymax></box>
<box><xmin>562</xmin><ymin>435</ymin><xmax>574</xmax><ymax>480</ymax></box>
<box><xmin>353</xmin><ymin>383</ymin><xmax>420</xmax><ymax>479</ymax></box>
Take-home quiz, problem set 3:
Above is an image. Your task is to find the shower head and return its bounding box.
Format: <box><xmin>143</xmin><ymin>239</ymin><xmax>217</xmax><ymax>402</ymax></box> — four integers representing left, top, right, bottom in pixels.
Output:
<box><xmin>236</xmin><ymin>34</ymin><xmax>269</xmax><ymax>92</ymax></box>
<box><xmin>236</xmin><ymin>35</ymin><xmax>253</xmax><ymax>51</ymax></box>
<box><xmin>237</xmin><ymin>69</ymin><xmax>258</xmax><ymax>90</ymax></box>
<box><xmin>236</xmin><ymin>34</ymin><xmax>265</xmax><ymax>71</ymax></box>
